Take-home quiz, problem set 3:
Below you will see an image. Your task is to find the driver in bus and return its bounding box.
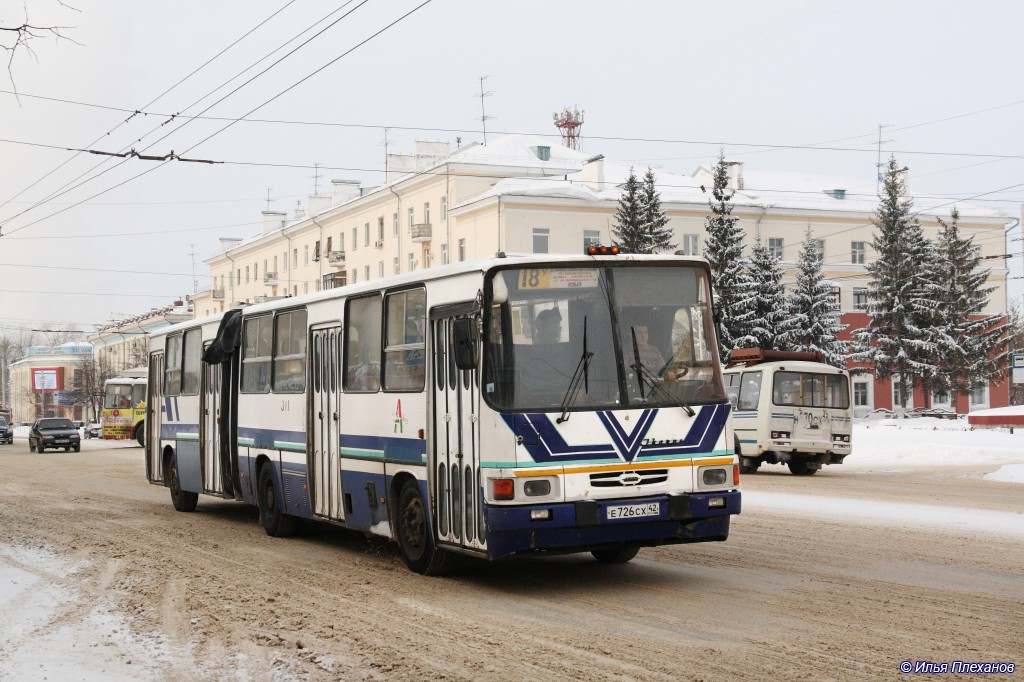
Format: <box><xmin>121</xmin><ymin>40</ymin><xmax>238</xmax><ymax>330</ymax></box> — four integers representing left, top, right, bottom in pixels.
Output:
<box><xmin>533</xmin><ymin>308</ymin><xmax>562</xmax><ymax>345</ymax></box>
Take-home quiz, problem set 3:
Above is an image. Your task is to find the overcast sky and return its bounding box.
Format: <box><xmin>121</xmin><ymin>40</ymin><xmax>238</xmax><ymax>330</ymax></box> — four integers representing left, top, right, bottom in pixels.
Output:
<box><xmin>2</xmin><ymin>0</ymin><xmax>1022</xmax><ymax>334</ymax></box>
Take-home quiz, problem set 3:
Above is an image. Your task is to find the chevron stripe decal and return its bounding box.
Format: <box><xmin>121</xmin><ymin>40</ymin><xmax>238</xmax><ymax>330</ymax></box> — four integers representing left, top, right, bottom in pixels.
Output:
<box><xmin>501</xmin><ymin>403</ymin><xmax>731</xmax><ymax>465</ymax></box>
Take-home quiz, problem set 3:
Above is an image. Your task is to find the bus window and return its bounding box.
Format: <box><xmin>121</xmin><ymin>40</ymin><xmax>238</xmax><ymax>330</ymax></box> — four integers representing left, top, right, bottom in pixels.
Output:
<box><xmin>384</xmin><ymin>289</ymin><xmax>425</xmax><ymax>391</ymax></box>
<box><xmin>241</xmin><ymin>315</ymin><xmax>273</xmax><ymax>393</ymax></box>
<box><xmin>344</xmin><ymin>296</ymin><xmax>382</xmax><ymax>392</ymax></box>
<box><xmin>273</xmin><ymin>309</ymin><xmax>307</xmax><ymax>393</ymax></box>
<box><xmin>724</xmin><ymin>374</ymin><xmax>741</xmax><ymax>408</ymax></box>
<box><xmin>164</xmin><ymin>334</ymin><xmax>182</xmax><ymax>396</ymax></box>
<box><xmin>181</xmin><ymin>328</ymin><xmax>202</xmax><ymax>396</ymax></box>
<box><xmin>738</xmin><ymin>372</ymin><xmax>762</xmax><ymax>411</ymax></box>
<box><xmin>773</xmin><ymin>371</ymin><xmax>850</xmax><ymax>409</ymax></box>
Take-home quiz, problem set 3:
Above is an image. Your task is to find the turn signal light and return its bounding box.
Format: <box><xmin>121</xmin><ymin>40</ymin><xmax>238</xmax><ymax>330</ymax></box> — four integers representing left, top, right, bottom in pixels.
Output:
<box><xmin>492</xmin><ymin>478</ymin><xmax>514</xmax><ymax>500</ymax></box>
<box><xmin>733</xmin><ymin>464</ymin><xmax>740</xmax><ymax>486</ymax></box>
<box><xmin>586</xmin><ymin>244</ymin><xmax>620</xmax><ymax>256</ymax></box>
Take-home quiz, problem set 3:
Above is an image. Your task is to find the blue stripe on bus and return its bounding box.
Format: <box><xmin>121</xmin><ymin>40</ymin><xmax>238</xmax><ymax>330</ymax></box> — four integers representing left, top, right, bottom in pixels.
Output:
<box><xmin>340</xmin><ymin>433</ymin><xmax>425</xmax><ymax>464</ymax></box>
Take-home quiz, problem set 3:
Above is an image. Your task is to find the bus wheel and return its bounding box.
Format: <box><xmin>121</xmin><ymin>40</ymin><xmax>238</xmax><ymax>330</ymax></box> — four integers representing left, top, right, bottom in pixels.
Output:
<box><xmin>167</xmin><ymin>456</ymin><xmax>198</xmax><ymax>512</ymax></box>
<box><xmin>592</xmin><ymin>546</ymin><xmax>640</xmax><ymax>563</ymax></box>
<box><xmin>397</xmin><ymin>480</ymin><xmax>451</xmax><ymax>576</ymax></box>
<box><xmin>787</xmin><ymin>460</ymin><xmax>818</xmax><ymax>476</ymax></box>
<box><xmin>135</xmin><ymin>421</ymin><xmax>145</xmax><ymax>448</ymax></box>
<box><xmin>30</xmin><ymin>443</ymin><xmax>36</xmax><ymax>452</ymax></box>
<box><xmin>257</xmin><ymin>466</ymin><xmax>297</xmax><ymax>538</ymax></box>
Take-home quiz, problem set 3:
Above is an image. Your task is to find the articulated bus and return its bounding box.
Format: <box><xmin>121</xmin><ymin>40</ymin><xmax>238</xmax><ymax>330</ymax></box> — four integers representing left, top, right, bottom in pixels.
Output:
<box><xmin>101</xmin><ymin>374</ymin><xmax>147</xmax><ymax>445</ymax></box>
<box><xmin>146</xmin><ymin>253</ymin><xmax>741</xmax><ymax>574</ymax></box>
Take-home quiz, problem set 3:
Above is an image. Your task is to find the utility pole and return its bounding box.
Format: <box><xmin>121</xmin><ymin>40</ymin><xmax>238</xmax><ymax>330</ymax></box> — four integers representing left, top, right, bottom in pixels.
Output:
<box><xmin>188</xmin><ymin>243</ymin><xmax>198</xmax><ymax>294</ymax></box>
<box><xmin>478</xmin><ymin>76</ymin><xmax>493</xmax><ymax>145</ymax></box>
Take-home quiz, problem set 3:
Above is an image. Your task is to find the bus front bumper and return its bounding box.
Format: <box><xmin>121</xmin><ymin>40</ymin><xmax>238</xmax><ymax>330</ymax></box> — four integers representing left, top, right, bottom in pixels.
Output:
<box><xmin>482</xmin><ymin>490</ymin><xmax>741</xmax><ymax>560</ymax></box>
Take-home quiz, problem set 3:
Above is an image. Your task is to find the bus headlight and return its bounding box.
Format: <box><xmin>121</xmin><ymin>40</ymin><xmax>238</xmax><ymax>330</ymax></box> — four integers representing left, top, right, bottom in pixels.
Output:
<box><xmin>702</xmin><ymin>468</ymin><xmax>727</xmax><ymax>485</ymax></box>
<box><xmin>524</xmin><ymin>479</ymin><xmax>551</xmax><ymax>497</ymax></box>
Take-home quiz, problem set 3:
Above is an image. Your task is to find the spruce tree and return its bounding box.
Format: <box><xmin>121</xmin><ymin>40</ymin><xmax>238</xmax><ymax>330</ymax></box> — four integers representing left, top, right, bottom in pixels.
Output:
<box><xmin>788</xmin><ymin>226</ymin><xmax>847</xmax><ymax>367</ymax></box>
<box><xmin>639</xmin><ymin>168</ymin><xmax>675</xmax><ymax>253</ymax></box>
<box><xmin>612</xmin><ymin>168</ymin><xmax>645</xmax><ymax>252</ymax></box>
<box><xmin>747</xmin><ymin>237</ymin><xmax>793</xmax><ymax>351</ymax></box>
<box><xmin>703</xmin><ymin>152</ymin><xmax>754</xmax><ymax>358</ymax></box>
<box><xmin>926</xmin><ymin>208</ymin><xmax>1009</xmax><ymax>401</ymax></box>
<box><xmin>851</xmin><ymin>157</ymin><xmax>935</xmax><ymax>409</ymax></box>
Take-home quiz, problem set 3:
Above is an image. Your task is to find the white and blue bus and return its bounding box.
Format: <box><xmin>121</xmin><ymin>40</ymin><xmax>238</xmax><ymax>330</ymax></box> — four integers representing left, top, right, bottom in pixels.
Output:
<box><xmin>146</xmin><ymin>252</ymin><xmax>740</xmax><ymax>574</ymax></box>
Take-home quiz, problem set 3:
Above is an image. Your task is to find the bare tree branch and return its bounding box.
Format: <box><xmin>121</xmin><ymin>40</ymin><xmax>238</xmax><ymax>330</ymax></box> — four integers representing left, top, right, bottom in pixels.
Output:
<box><xmin>0</xmin><ymin>1</ymin><xmax>80</xmax><ymax>100</ymax></box>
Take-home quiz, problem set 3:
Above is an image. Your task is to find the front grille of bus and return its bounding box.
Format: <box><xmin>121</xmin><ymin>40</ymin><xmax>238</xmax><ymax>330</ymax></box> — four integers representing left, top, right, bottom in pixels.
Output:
<box><xmin>590</xmin><ymin>469</ymin><xmax>668</xmax><ymax>487</ymax></box>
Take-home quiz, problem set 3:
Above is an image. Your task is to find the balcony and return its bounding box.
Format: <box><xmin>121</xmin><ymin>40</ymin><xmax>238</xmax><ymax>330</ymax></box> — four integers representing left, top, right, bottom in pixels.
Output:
<box><xmin>211</xmin><ymin>288</ymin><xmax>225</xmax><ymax>301</ymax></box>
<box><xmin>264</xmin><ymin>271</ymin><xmax>278</xmax><ymax>285</ymax></box>
<box><xmin>410</xmin><ymin>223</ymin><xmax>432</xmax><ymax>243</ymax></box>
<box><xmin>328</xmin><ymin>250</ymin><xmax>346</xmax><ymax>267</ymax></box>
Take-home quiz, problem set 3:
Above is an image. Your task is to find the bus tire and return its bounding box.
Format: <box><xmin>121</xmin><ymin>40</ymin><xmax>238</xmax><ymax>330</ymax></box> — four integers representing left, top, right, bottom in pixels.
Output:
<box><xmin>73</xmin><ymin>444</ymin><xmax>80</xmax><ymax>452</ymax></box>
<box><xmin>591</xmin><ymin>546</ymin><xmax>640</xmax><ymax>563</ymax></box>
<box><xmin>167</xmin><ymin>455</ymin><xmax>198</xmax><ymax>512</ymax></box>
<box><xmin>30</xmin><ymin>443</ymin><xmax>36</xmax><ymax>452</ymax></box>
<box><xmin>134</xmin><ymin>421</ymin><xmax>145</xmax><ymax>448</ymax></box>
<box><xmin>787</xmin><ymin>460</ymin><xmax>818</xmax><ymax>476</ymax></box>
<box><xmin>396</xmin><ymin>480</ymin><xmax>451</xmax><ymax>576</ymax></box>
<box><xmin>257</xmin><ymin>465</ymin><xmax>298</xmax><ymax>538</ymax></box>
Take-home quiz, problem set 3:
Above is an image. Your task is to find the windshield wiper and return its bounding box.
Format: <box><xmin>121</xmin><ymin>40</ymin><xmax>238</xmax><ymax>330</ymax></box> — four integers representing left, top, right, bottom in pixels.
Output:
<box><xmin>630</xmin><ymin>327</ymin><xmax>695</xmax><ymax>417</ymax></box>
<box><xmin>557</xmin><ymin>317</ymin><xmax>593</xmax><ymax>423</ymax></box>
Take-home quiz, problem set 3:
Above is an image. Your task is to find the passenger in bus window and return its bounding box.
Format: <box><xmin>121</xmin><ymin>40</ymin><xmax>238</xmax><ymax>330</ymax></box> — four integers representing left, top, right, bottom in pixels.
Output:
<box><xmin>533</xmin><ymin>307</ymin><xmax>562</xmax><ymax>345</ymax></box>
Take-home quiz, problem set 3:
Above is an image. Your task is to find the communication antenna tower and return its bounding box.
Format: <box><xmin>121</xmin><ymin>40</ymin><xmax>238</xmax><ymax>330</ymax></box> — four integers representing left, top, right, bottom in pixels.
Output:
<box><xmin>554</xmin><ymin>106</ymin><xmax>585</xmax><ymax>150</ymax></box>
<box><xmin>478</xmin><ymin>76</ymin><xmax>494</xmax><ymax>144</ymax></box>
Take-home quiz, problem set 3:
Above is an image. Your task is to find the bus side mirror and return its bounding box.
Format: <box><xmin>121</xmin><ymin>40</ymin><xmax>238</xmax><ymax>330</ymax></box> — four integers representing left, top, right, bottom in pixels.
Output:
<box><xmin>452</xmin><ymin>318</ymin><xmax>479</xmax><ymax>370</ymax></box>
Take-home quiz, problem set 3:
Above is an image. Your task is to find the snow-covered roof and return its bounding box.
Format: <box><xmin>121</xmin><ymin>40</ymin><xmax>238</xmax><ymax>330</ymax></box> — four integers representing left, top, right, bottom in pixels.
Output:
<box><xmin>447</xmin><ymin>134</ymin><xmax>590</xmax><ymax>168</ymax></box>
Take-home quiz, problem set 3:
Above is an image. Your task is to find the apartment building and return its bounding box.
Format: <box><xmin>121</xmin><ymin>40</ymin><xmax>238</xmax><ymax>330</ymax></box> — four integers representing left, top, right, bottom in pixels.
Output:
<box><xmin>190</xmin><ymin>134</ymin><xmax>1013</xmax><ymax>413</ymax></box>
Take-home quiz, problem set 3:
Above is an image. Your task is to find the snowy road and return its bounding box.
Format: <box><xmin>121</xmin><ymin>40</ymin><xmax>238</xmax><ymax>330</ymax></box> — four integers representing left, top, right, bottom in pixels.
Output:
<box><xmin>0</xmin><ymin>421</ymin><xmax>1021</xmax><ymax>680</ymax></box>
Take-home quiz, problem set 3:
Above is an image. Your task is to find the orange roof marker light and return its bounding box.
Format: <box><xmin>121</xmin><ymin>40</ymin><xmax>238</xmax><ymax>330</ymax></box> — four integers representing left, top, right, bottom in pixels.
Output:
<box><xmin>586</xmin><ymin>244</ymin><xmax>620</xmax><ymax>256</ymax></box>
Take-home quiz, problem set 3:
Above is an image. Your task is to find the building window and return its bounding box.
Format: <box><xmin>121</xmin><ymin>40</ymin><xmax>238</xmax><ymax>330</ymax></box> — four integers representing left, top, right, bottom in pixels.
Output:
<box><xmin>811</xmin><ymin>239</ymin><xmax>825</xmax><ymax>261</ymax></box>
<box><xmin>273</xmin><ymin>255</ymin><xmax>278</xmax><ymax>273</ymax></box>
<box><xmin>768</xmin><ymin>238</ymin><xmax>784</xmax><ymax>260</ymax></box>
<box><xmin>424</xmin><ymin>202</ymin><xmax>430</xmax><ymax>224</ymax></box>
<box><xmin>408</xmin><ymin>207</ymin><xmax>414</xmax><ymax>229</ymax></box>
<box><xmin>853</xmin><ymin>288</ymin><xmax>868</xmax><ymax>311</ymax></box>
<box><xmin>393</xmin><ymin>212</ymin><xmax>399</xmax><ymax>236</ymax></box>
<box><xmin>245</xmin><ymin>266</ymin><xmax>250</xmax><ymax>283</ymax></box>
<box><xmin>364</xmin><ymin>223</ymin><xmax>370</xmax><ymax>247</ymax></box>
<box><xmin>377</xmin><ymin>216</ymin><xmax>384</xmax><ymax>242</ymax></box>
<box><xmin>441</xmin><ymin>243</ymin><xmax>449</xmax><ymax>265</ymax></box>
<box><xmin>893</xmin><ymin>376</ymin><xmax>913</xmax><ymax>410</ymax></box>
<box><xmin>351</xmin><ymin>269</ymin><xmax>357</xmax><ymax>284</ymax></box>
<box><xmin>393</xmin><ymin>256</ymin><xmax>400</xmax><ymax>275</ymax></box>
<box><xmin>352</xmin><ymin>228</ymin><xmax>357</xmax><ymax>251</ymax></box>
<box><xmin>932</xmin><ymin>388</ymin><xmax>950</xmax><ymax>406</ymax></box>
<box><xmin>325</xmin><ymin>238</ymin><xmax>331</xmax><ymax>255</ymax></box>
<box><xmin>304</xmin><ymin>245</ymin><xmax>309</xmax><ymax>265</ymax></box>
<box><xmin>408</xmin><ymin>253</ymin><xmax>415</xmax><ymax>272</ymax></box>
<box><xmin>828</xmin><ymin>285</ymin><xmax>841</xmax><ymax>308</ymax></box>
<box><xmin>583</xmin><ymin>230</ymin><xmax>601</xmax><ymax>250</ymax></box>
<box><xmin>379</xmin><ymin>261</ymin><xmax>384</xmax><ymax>278</ymax></box>
<box><xmin>970</xmin><ymin>385</ymin><xmax>988</xmax><ymax>406</ymax></box>
<box><xmin>441</xmin><ymin>196</ymin><xmax>447</xmax><ymax>221</ymax></box>
<box><xmin>681</xmin><ymin>234</ymin><xmax>699</xmax><ymax>256</ymax></box>
<box><xmin>853</xmin><ymin>381</ymin><xmax>868</xmax><ymax>407</ymax></box>
<box><xmin>293</xmin><ymin>249</ymin><xmax>298</xmax><ymax>268</ymax></box>
<box><xmin>339</xmin><ymin>233</ymin><xmax>345</xmax><ymax>252</ymax></box>
<box><xmin>533</xmin><ymin>228</ymin><xmax>549</xmax><ymax>254</ymax></box>
<box><xmin>283</xmin><ymin>252</ymin><xmax>288</xmax><ymax>271</ymax></box>
<box><xmin>851</xmin><ymin>241</ymin><xmax>865</xmax><ymax>264</ymax></box>
<box><xmin>364</xmin><ymin>265</ymin><xmax>370</xmax><ymax>281</ymax></box>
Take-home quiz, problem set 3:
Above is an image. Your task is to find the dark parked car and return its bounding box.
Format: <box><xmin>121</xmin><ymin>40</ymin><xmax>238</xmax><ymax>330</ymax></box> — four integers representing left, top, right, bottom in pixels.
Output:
<box><xmin>29</xmin><ymin>418</ymin><xmax>81</xmax><ymax>452</ymax></box>
<box><xmin>0</xmin><ymin>416</ymin><xmax>12</xmax><ymax>444</ymax></box>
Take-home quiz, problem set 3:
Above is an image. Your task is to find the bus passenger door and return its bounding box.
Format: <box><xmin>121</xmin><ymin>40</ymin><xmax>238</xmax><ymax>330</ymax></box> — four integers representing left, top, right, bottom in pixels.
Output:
<box><xmin>201</xmin><ymin>349</ymin><xmax>224</xmax><ymax>495</ymax></box>
<box><xmin>310</xmin><ymin>326</ymin><xmax>344</xmax><ymax>521</ymax></box>
<box><xmin>431</xmin><ymin>312</ymin><xmax>484</xmax><ymax>552</ymax></box>
<box><xmin>146</xmin><ymin>352</ymin><xmax>164</xmax><ymax>484</ymax></box>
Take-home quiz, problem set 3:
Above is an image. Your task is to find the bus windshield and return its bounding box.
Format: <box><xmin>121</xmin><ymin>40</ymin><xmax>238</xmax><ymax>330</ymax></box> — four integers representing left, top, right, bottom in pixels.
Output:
<box><xmin>104</xmin><ymin>382</ymin><xmax>135</xmax><ymax>408</ymax></box>
<box><xmin>483</xmin><ymin>263</ymin><xmax>725</xmax><ymax>412</ymax></box>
